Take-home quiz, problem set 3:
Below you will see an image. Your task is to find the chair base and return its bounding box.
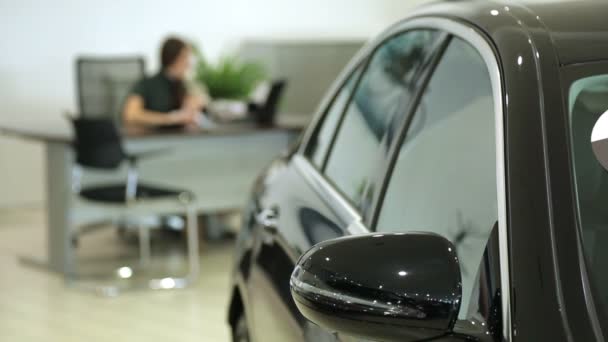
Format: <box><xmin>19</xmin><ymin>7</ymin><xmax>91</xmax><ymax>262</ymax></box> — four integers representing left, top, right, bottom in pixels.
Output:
<box><xmin>65</xmin><ymin>203</ymin><xmax>200</xmax><ymax>296</ymax></box>
<box><xmin>65</xmin><ymin>266</ymin><xmax>198</xmax><ymax>297</ymax></box>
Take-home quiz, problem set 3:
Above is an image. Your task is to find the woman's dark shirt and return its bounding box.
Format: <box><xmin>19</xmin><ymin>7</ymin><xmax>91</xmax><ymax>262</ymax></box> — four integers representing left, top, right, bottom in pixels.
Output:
<box><xmin>130</xmin><ymin>72</ymin><xmax>183</xmax><ymax>112</ymax></box>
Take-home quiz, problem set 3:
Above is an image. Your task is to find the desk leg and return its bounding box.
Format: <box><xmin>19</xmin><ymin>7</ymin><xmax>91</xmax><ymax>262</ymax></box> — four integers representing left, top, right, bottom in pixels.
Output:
<box><xmin>47</xmin><ymin>142</ymin><xmax>74</xmax><ymax>275</ymax></box>
<box><xmin>21</xmin><ymin>142</ymin><xmax>74</xmax><ymax>276</ymax></box>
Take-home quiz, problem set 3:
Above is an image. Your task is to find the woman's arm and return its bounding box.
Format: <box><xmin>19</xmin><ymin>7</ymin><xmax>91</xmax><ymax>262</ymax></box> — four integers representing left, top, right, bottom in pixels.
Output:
<box><xmin>182</xmin><ymin>94</ymin><xmax>206</xmax><ymax>112</ymax></box>
<box><xmin>122</xmin><ymin>95</ymin><xmax>196</xmax><ymax>126</ymax></box>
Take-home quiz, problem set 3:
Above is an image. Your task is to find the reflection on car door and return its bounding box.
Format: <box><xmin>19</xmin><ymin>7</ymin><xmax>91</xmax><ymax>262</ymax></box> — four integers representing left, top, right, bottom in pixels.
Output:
<box><xmin>247</xmin><ymin>158</ymin><xmax>351</xmax><ymax>342</ymax></box>
<box><xmin>246</xmin><ymin>53</ymin><xmax>365</xmax><ymax>342</ymax></box>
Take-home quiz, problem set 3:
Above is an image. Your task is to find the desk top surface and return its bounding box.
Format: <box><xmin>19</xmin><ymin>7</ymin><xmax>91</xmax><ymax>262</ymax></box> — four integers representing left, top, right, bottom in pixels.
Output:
<box><xmin>0</xmin><ymin>115</ymin><xmax>310</xmax><ymax>144</ymax></box>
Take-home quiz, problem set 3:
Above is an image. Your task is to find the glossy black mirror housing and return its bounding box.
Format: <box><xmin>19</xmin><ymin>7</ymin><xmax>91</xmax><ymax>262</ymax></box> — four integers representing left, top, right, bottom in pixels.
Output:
<box><xmin>290</xmin><ymin>232</ymin><xmax>462</xmax><ymax>342</ymax></box>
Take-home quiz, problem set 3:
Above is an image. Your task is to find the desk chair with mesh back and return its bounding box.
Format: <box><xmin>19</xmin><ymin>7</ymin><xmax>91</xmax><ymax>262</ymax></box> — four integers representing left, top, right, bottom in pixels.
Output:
<box><xmin>76</xmin><ymin>56</ymin><xmax>187</xmax><ymax>233</ymax></box>
<box><xmin>69</xmin><ymin>117</ymin><xmax>200</xmax><ymax>294</ymax></box>
<box><xmin>76</xmin><ymin>56</ymin><xmax>145</xmax><ymax>123</ymax></box>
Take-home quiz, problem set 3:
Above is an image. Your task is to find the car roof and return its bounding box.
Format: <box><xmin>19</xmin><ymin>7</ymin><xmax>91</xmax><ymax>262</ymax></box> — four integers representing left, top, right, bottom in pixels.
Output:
<box><xmin>411</xmin><ymin>0</ymin><xmax>608</xmax><ymax>66</ymax></box>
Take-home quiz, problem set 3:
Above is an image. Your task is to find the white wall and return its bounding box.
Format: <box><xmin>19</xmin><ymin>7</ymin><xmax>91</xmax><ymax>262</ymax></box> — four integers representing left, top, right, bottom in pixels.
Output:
<box><xmin>0</xmin><ymin>0</ymin><xmax>428</xmax><ymax>208</ymax></box>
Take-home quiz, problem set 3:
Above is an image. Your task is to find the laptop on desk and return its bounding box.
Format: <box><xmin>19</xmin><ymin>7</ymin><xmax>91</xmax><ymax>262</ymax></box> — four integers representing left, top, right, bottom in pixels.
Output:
<box><xmin>205</xmin><ymin>79</ymin><xmax>287</xmax><ymax>127</ymax></box>
<box><xmin>249</xmin><ymin>79</ymin><xmax>287</xmax><ymax>125</ymax></box>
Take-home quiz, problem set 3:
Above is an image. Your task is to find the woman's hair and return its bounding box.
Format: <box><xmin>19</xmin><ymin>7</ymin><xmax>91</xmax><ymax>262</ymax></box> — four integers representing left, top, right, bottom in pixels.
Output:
<box><xmin>161</xmin><ymin>36</ymin><xmax>187</xmax><ymax>70</ymax></box>
<box><xmin>160</xmin><ymin>36</ymin><xmax>188</xmax><ymax>110</ymax></box>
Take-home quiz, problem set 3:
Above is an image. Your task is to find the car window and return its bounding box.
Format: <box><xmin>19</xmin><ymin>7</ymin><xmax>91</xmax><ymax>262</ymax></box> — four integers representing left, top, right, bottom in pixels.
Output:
<box><xmin>568</xmin><ymin>73</ymin><xmax>608</xmax><ymax>326</ymax></box>
<box><xmin>306</xmin><ymin>66</ymin><xmax>363</xmax><ymax>168</ymax></box>
<box><xmin>375</xmin><ymin>37</ymin><xmax>499</xmax><ymax>321</ymax></box>
<box><xmin>324</xmin><ymin>30</ymin><xmax>439</xmax><ymax>208</ymax></box>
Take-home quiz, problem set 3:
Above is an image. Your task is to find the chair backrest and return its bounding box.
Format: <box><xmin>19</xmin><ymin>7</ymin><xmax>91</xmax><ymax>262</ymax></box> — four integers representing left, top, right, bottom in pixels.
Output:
<box><xmin>256</xmin><ymin>79</ymin><xmax>287</xmax><ymax>125</ymax></box>
<box><xmin>76</xmin><ymin>56</ymin><xmax>145</xmax><ymax>123</ymax></box>
<box><xmin>69</xmin><ymin>117</ymin><xmax>126</xmax><ymax>170</ymax></box>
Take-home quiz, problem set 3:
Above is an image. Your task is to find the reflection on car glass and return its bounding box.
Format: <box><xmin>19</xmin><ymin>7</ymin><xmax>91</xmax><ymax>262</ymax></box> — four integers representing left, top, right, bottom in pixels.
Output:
<box><xmin>324</xmin><ymin>30</ymin><xmax>439</xmax><ymax>208</ymax></box>
<box><xmin>354</xmin><ymin>31</ymin><xmax>436</xmax><ymax>141</ymax></box>
<box><xmin>405</xmin><ymin>41</ymin><xmax>489</xmax><ymax>143</ymax></box>
<box><xmin>376</xmin><ymin>37</ymin><xmax>497</xmax><ymax>320</ymax></box>
<box><xmin>591</xmin><ymin>110</ymin><xmax>608</xmax><ymax>170</ymax></box>
<box><xmin>569</xmin><ymin>74</ymin><xmax>608</xmax><ymax>319</ymax></box>
<box><xmin>298</xmin><ymin>208</ymin><xmax>343</xmax><ymax>245</ymax></box>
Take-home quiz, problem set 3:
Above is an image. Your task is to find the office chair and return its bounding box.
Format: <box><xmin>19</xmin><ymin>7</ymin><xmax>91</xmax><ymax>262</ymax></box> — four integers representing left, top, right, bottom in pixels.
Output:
<box><xmin>249</xmin><ymin>79</ymin><xmax>287</xmax><ymax>125</ymax></box>
<box><xmin>68</xmin><ymin>117</ymin><xmax>200</xmax><ymax>295</ymax></box>
<box><xmin>76</xmin><ymin>56</ymin><xmax>145</xmax><ymax>123</ymax></box>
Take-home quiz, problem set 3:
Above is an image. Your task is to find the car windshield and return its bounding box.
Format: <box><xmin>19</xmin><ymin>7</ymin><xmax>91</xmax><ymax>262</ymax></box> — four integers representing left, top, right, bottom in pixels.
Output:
<box><xmin>568</xmin><ymin>72</ymin><xmax>608</xmax><ymax>324</ymax></box>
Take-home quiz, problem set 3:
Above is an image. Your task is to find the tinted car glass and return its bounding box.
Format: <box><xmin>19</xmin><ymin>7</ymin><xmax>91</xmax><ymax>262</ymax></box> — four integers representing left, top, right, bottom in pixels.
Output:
<box><xmin>568</xmin><ymin>73</ymin><xmax>608</xmax><ymax>326</ymax></box>
<box><xmin>375</xmin><ymin>37</ymin><xmax>498</xmax><ymax>320</ymax></box>
<box><xmin>306</xmin><ymin>66</ymin><xmax>363</xmax><ymax>168</ymax></box>
<box><xmin>324</xmin><ymin>30</ymin><xmax>439</xmax><ymax>207</ymax></box>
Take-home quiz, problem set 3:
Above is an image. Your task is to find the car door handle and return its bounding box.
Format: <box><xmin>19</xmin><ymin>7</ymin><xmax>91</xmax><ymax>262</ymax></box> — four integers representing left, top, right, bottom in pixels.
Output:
<box><xmin>255</xmin><ymin>207</ymin><xmax>279</xmax><ymax>234</ymax></box>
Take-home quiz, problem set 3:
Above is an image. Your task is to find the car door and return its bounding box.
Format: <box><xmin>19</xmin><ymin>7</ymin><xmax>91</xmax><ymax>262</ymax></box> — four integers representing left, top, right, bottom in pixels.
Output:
<box><xmin>246</xmin><ymin>157</ymin><xmax>347</xmax><ymax>342</ymax></box>
<box><xmin>367</xmin><ymin>35</ymin><xmax>507</xmax><ymax>341</ymax></box>
<box><xmin>245</xmin><ymin>61</ymin><xmax>363</xmax><ymax>342</ymax></box>
<box><xmin>246</xmin><ymin>28</ymin><xmax>443</xmax><ymax>342</ymax></box>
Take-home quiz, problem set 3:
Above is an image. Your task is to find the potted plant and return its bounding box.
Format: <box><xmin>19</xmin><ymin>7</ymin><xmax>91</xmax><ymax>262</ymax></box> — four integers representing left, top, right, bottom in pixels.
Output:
<box><xmin>194</xmin><ymin>51</ymin><xmax>268</xmax><ymax>120</ymax></box>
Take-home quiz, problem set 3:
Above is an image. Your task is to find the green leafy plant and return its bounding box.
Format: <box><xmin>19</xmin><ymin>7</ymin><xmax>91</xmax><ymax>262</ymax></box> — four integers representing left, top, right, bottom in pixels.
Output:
<box><xmin>194</xmin><ymin>52</ymin><xmax>268</xmax><ymax>100</ymax></box>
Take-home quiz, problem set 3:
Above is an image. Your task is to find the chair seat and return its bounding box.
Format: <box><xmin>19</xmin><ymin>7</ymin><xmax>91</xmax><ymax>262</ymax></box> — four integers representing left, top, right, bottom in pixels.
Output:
<box><xmin>80</xmin><ymin>183</ymin><xmax>190</xmax><ymax>204</ymax></box>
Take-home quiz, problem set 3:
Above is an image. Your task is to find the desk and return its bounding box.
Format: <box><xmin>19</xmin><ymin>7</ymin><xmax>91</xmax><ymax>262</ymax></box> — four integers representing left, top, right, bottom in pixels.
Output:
<box><xmin>0</xmin><ymin>116</ymin><xmax>307</xmax><ymax>274</ymax></box>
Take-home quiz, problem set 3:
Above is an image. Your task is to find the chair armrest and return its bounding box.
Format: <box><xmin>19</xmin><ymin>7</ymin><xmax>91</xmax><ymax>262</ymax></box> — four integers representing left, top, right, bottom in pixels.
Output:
<box><xmin>124</xmin><ymin>148</ymin><xmax>172</xmax><ymax>201</ymax></box>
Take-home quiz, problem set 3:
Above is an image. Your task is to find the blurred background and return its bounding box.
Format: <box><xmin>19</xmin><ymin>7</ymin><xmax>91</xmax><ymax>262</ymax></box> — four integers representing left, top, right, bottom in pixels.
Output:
<box><xmin>1</xmin><ymin>0</ymin><xmax>431</xmax><ymax>206</ymax></box>
<box><xmin>0</xmin><ymin>1</ymin><xmax>430</xmax><ymax>341</ymax></box>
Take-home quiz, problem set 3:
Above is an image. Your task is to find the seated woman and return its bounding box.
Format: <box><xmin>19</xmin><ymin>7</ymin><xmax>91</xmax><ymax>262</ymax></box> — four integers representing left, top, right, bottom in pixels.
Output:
<box><xmin>123</xmin><ymin>37</ymin><xmax>206</xmax><ymax>127</ymax></box>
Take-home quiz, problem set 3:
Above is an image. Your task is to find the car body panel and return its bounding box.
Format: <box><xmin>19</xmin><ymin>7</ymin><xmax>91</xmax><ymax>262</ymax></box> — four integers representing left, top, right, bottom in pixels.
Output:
<box><xmin>241</xmin><ymin>156</ymin><xmax>351</xmax><ymax>341</ymax></box>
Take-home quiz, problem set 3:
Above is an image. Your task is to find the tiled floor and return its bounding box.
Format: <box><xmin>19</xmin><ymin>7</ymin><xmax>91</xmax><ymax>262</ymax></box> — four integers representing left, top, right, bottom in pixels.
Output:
<box><xmin>0</xmin><ymin>206</ymin><xmax>233</xmax><ymax>342</ymax></box>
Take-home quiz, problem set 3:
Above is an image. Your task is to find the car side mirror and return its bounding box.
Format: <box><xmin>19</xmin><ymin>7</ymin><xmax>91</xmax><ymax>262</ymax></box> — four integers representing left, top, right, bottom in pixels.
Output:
<box><xmin>290</xmin><ymin>232</ymin><xmax>462</xmax><ymax>342</ymax></box>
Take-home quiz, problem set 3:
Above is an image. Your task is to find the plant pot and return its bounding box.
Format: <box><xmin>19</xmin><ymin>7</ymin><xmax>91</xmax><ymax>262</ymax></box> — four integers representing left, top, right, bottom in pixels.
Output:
<box><xmin>208</xmin><ymin>99</ymin><xmax>248</xmax><ymax>122</ymax></box>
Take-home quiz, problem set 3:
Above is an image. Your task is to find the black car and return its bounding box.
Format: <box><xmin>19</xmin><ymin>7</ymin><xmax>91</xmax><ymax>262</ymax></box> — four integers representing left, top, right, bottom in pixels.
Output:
<box><xmin>228</xmin><ymin>1</ymin><xmax>608</xmax><ymax>341</ymax></box>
